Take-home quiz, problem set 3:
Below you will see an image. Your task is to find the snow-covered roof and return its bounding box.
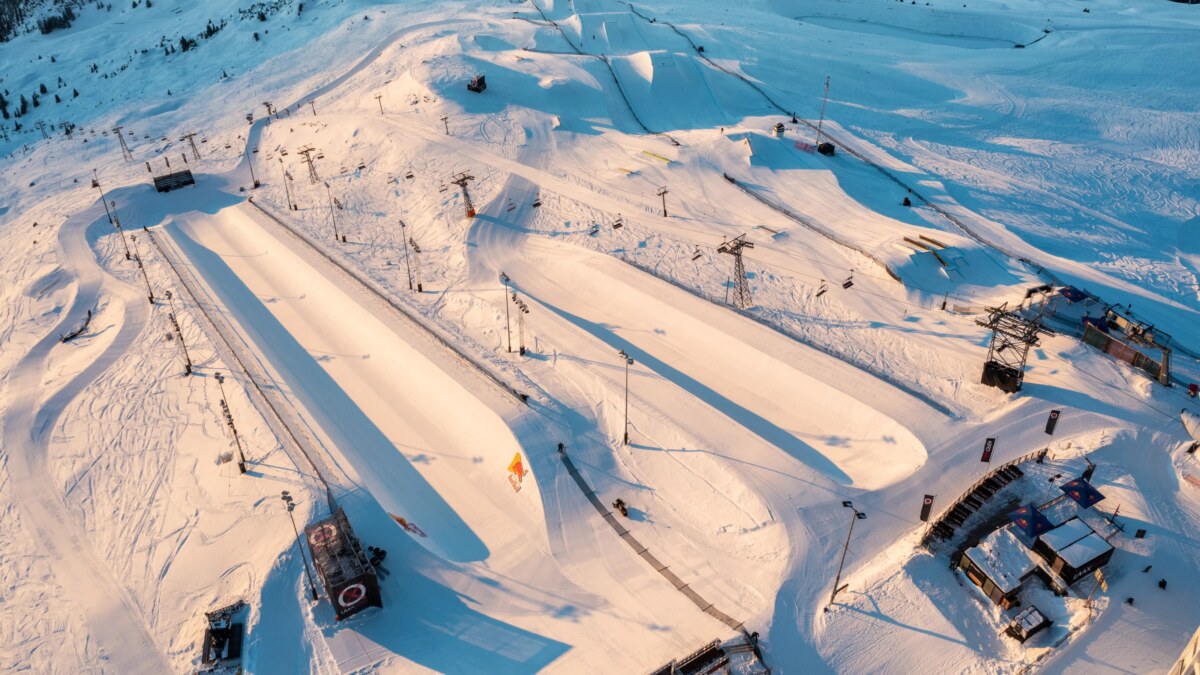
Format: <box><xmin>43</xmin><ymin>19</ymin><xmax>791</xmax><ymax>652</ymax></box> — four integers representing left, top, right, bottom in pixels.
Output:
<box><xmin>965</xmin><ymin>526</ymin><xmax>1037</xmax><ymax>594</ymax></box>
<box><xmin>1038</xmin><ymin>516</ymin><xmax>1094</xmax><ymax>553</ymax></box>
<box><xmin>1058</xmin><ymin>532</ymin><xmax>1113</xmax><ymax>569</ymax></box>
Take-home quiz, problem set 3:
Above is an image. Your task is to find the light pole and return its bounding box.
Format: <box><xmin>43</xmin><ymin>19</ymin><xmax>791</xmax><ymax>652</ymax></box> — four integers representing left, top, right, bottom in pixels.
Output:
<box><xmin>281</xmin><ymin>491</ymin><xmax>319</xmax><ymax>601</ymax></box>
<box><xmin>165</xmin><ymin>290</ymin><xmax>192</xmax><ymax>375</ymax></box>
<box><xmin>129</xmin><ymin>234</ymin><xmax>155</xmax><ymax>305</ymax></box>
<box><xmin>618</xmin><ymin>349</ymin><xmax>633</xmax><ymax>445</ymax></box>
<box><xmin>500</xmin><ymin>272</ymin><xmax>512</xmax><ymax>353</ymax></box>
<box><xmin>214</xmin><ymin>372</ymin><xmax>248</xmax><ymax>474</ymax></box>
<box><xmin>324</xmin><ymin>182</ymin><xmax>341</xmax><ymax>242</ymax></box>
<box><xmin>399</xmin><ymin>219</ymin><xmax>413</xmax><ymax>290</ymax></box>
<box><xmin>92</xmin><ymin>169</ymin><xmax>114</xmax><ymax>225</ymax></box>
<box><xmin>828</xmin><ymin>500</ymin><xmax>867</xmax><ymax>609</ymax></box>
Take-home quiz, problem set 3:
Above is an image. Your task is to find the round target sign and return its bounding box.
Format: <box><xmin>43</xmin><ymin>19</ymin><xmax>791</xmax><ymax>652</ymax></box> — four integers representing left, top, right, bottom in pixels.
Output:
<box><xmin>338</xmin><ymin>583</ymin><xmax>367</xmax><ymax>608</ymax></box>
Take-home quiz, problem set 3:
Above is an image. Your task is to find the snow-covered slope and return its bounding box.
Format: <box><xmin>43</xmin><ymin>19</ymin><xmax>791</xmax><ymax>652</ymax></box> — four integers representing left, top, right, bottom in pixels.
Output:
<box><xmin>1</xmin><ymin>0</ymin><xmax>1198</xmax><ymax>673</ymax></box>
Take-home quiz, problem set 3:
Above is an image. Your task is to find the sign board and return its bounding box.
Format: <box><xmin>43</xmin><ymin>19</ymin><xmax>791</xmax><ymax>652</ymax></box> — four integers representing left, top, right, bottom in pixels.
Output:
<box><xmin>1045</xmin><ymin>410</ymin><xmax>1061</xmax><ymax>435</ymax></box>
<box><xmin>981</xmin><ymin>438</ymin><xmax>996</xmax><ymax>463</ymax></box>
<box><xmin>507</xmin><ymin>452</ymin><xmax>526</xmax><ymax>492</ymax></box>
<box><xmin>919</xmin><ymin>495</ymin><xmax>935</xmax><ymax>522</ymax></box>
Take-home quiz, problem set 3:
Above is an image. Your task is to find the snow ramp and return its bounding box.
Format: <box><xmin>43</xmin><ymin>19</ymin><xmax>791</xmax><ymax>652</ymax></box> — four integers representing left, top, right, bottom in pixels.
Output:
<box><xmin>574</xmin><ymin>12</ymin><xmax>649</xmax><ymax>55</ymax></box>
<box><xmin>471</xmin><ymin>211</ymin><xmax>929</xmax><ymax>490</ymax></box>
<box><xmin>610</xmin><ymin>50</ymin><xmax>728</xmax><ymax>131</ymax></box>
<box><xmin>166</xmin><ymin>205</ymin><xmax>545</xmax><ymax>564</ymax></box>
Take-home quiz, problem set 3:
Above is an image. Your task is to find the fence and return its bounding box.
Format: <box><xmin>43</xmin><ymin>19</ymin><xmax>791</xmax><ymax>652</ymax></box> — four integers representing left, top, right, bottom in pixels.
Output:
<box><xmin>1081</xmin><ymin>324</ymin><xmax>1162</xmax><ymax>380</ymax></box>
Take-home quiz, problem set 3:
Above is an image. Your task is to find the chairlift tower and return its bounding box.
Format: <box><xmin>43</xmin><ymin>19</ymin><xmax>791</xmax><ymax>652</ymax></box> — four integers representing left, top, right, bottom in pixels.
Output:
<box><xmin>113</xmin><ymin>125</ymin><xmax>134</xmax><ymax>161</ymax></box>
<box><xmin>977</xmin><ymin>303</ymin><xmax>1052</xmax><ymax>393</ymax></box>
<box><xmin>717</xmin><ymin>234</ymin><xmax>755</xmax><ymax>309</ymax></box>
<box><xmin>297</xmin><ymin>146</ymin><xmax>320</xmax><ymax>183</ymax></box>
<box><xmin>656</xmin><ymin>186</ymin><xmax>669</xmax><ymax>217</ymax></box>
<box><xmin>449</xmin><ymin>171</ymin><xmax>476</xmax><ymax>218</ymax></box>
<box><xmin>181</xmin><ymin>132</ymin><xmax>202</xmax><ymax>160</ymax></box>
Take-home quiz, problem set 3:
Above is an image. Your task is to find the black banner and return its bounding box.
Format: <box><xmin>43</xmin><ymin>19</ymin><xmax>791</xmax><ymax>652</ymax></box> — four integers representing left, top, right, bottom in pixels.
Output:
<box><xmin>920</xmin><ymin>494</ymin><xmax>935</xmax><ymax>522</ymax></box>
<box><xmin>1045</xmin><ymin>409</ymin><xmax>1061</xmax><ymax>435</ymax></box>
<box><xmin>981</xmin><ymin>437</ymin><xmax>995</xmax><ymax>463</ymax></box>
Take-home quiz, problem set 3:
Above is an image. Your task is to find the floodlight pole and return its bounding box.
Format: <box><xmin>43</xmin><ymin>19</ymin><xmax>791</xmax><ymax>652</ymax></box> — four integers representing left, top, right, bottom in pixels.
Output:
<box><xmin>214</xmin><ymin>372</ymin><xmax>247</xmax><ymax>474</ymax></box>
<box><xmin>165</xmin><ymin>291</ymin><xmax>192</xmax><ymax>375</ymax></box>
<box><xmin>656</xmin><ymin>186</ymin><xmax>668</xmax><ymax>217</ymax></box>
<box><xmin>129</xmin><ymin>235</ymin><xmax>155</xmax><ymax>305</ymax></box>
<box><xmin>324</xmin><ymin>182</ymin><xmax>341</xmax><ymax>242</ymax></box>
<box><xmin>500</xmin><ymin>272</ymin><xmax>512</xmax><ymax>353</ymax></box>
<box><xmin>828</xmin><ymin>501</ymin><xmax>866</xmax><ymax>609</ymax></box>
<box><xmin>619</xmin><ymin>349</ymin><xmax>634</xmax><ymax>445</ymax></box>
<box><xmin>93</xmin><ymin>169</ymin><xmax>114</xmax><ymax>225</ymax></box>
<box><xmin>399</xmin><ymin>219</ymin><xmax>414</xmax><ymax>290</ymax></box>
<box><xmin>309</xmin><ymin>99</ymin><xmax>317</xmax><ymax>116</ymax></box>
<box><xmin>281</xmin><ymin>492</ymin><xmax>320</xmax><ymax>601</ymax></box>
<box><xmin>375</xmin><ymin>94</ymin><xmax>384</xmax><ymax>115</ymax></box>
<box><xmin>441</xmin><ymin>116</ymin><xmax>450</xmax><ymax>135</ymax></box>
<box><xmin>816</xmin><ymin>75</ymin><xmax>830</xmax><ymax>148</ymax></box>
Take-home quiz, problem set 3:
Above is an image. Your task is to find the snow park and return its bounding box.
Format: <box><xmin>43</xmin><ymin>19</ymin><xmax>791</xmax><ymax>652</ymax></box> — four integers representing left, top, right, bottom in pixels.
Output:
<box><xmin>2</xmin><ymin>0</ymin><xmax>1200</xmax><ymax>671</ymax></box>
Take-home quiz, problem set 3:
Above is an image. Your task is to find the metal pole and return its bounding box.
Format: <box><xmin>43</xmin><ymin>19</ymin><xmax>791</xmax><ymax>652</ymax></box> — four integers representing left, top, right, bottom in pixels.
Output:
<box><xmin>248</xmin><ymin>151</ymin><xmax>258</xmax><ymax>189</ymax></box>
<box><xmin>309</xmin><ymin>99</ymin><xmax>317</xmax><ymax>116</ymax></box>
<box><xmin>502</xmin><ymin>274</ymin><xmax>512</xmax><ymax>353</ymax></box>
<box><xmin>399</xmin><ymin>219</ymin><xmax>413</xmax><ymax>290</ymax></box>
<box><xmin>829</xmin><ymin>504</ymin><xmax>864</xmax><ymax>609</ymax></box>
<box><xmin>129</xmin><ymin>235</ymin><xmax>155</xmax><ymax>305</ymax></box>
<box><xmin>816</xmin><ymin>75</ymin><xmax>830</xmax><ymax>147</ymax></box>
<box><xmin>94</xmin><ymin>170</ymin><xmax>114</xmax><ymax>224</ymax></box>
<box><xmin>619</xmin><ymin>350</ymin><xmax>633</xmax><ymax>445</ymax></box>
<box><xmin>325</xmin><ymin>183</ymin><xmax>339</xmax><ymax>241</ymax></box>
<box><xmin>282</xmin><ymin>492</ymin><xmax>319</xmax><ymax>601</ymax></box>
<box><xmin>215</xmin><ymin>373</ymin><xmax>248</xmax><ymax>473</ymax></box>
<box><xmin>624</xmin><ymin>357</ymin><xmax>630</xmax><ymax>445</ymax></box>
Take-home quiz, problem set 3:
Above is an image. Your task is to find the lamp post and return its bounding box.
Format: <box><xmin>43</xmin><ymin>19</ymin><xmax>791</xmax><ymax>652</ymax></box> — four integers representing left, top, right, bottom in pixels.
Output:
<box><xmin>500</xmin><ymin>272</ymin><xmax>512</xmax><ymax>353</ymax></box>
<box><xmin>618</xmin><ymin>349</ymin><xmax>634</xmax><ymax>445</ymax></box>
<box><xmin>214</xmin><ymin>372</ymin><xmax>247</xmax><ymax>474</ymax></box>
<box><xmin>281</xmin><ymin>491</ymin><xmax>319</xmax><ymax>601</ymax></box>
<box><xmin>324</xmin><ymin>182</ymin><xmax>341</xmax><ymax>242</ymax></box>
<box><xmin>828</xmin><ymin>500</ymin><xmax>867</xmax><ymax>609</ymax></box>
<box><xmin>128</xmin><ymin>234</ymin><xmax>155</xmax><ymax>305</ymax></box>
<box><xmin>399</xmin><ymin>219</ymin><xmax>413</xmax><ymax>290</ymax></box>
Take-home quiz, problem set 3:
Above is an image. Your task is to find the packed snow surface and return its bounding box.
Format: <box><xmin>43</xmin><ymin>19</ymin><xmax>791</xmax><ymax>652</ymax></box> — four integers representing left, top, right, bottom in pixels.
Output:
<box><xmin>1</xmin><ymin>0</ymin><xmax>1199</xmax><ymax>673</ymax></box>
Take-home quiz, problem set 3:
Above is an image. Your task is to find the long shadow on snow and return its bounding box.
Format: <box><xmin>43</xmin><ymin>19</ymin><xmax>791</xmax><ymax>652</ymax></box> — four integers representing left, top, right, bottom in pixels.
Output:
<box><xmin>167</xmin><ymin>222</ymin><xmax>488</xmax><ymax>564</ymax></box>
<box><xmin>528</xmin><ymin>292</ymin><xmax>854</xmax><ymax>485</ymax></box>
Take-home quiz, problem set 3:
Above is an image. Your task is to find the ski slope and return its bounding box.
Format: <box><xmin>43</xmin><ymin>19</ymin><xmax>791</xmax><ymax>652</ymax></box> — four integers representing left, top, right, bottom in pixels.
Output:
<box><xmin>1</xmin><ymin>0</ymin><xmax>1199</xmax><ymax>672</ymax></box>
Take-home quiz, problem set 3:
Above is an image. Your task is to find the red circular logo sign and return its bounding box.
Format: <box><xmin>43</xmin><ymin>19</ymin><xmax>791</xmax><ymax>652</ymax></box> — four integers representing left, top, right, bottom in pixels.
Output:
<box><xmin>338</xmin><ymin>583</ymin><xmax>367</xmax><ymax>608</ymax></box>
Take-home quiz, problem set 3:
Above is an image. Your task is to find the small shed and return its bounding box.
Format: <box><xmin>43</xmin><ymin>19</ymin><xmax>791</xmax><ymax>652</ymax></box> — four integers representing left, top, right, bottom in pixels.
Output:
<box><xmin>959</xmin><ymin>526</ymin><xmax>1038</xmax><ymax>607</ymax></box>
<box><xmin>467</xmin><ymin>75</ymin><xmax>487</xmax><ymax>93</ymax></box>
<box><xmin>1033</xmin><ymin>516</ymin><xmax>1114</xmax><ymax>585</ymax></box>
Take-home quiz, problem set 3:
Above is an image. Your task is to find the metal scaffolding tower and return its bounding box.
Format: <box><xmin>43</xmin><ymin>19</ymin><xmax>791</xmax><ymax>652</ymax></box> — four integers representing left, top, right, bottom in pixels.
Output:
<box><xmin>181</xmin><ymin>132</ymin><xmax>202</xmax><ymax>160</ymax></box>
<box><xmin>449</xmin><ymin>171</ymin><xmax>476</xmax><ymax>218</ymax></box>
<box><xmin>113</xmin><ymin>125</ymin><xmax>133</xmax><ymax>161</ymax></box>
<box><xmin>717</xmin><ymin>234</ymin><xmax>755</xmax><ymax>309</ymax></box>
<box><xmin>297</xmin><ymin>146</ymin><xmax>320</xmax><ymax>183</ymax></box>
<box><xmin>977</xmin><ymin>303</ymin><xmax>1052</xmax><ymax>393</ymax></box>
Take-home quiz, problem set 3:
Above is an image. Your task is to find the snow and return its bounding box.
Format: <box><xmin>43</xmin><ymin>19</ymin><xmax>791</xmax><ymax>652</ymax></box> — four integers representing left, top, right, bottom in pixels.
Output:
<box><xmin>1038</xmin><ymin>516</ymin><xmax>1096</xmax><ymax>555</ymax></box>
<box><xmin>1</xmin><ymin>0</ymin><xmax>1199</xmax><ymax>672</ymax></box>
<box><xmin>965</xmin><ymin>526</ymin><xmax>1036</xmax><ymax>595</ymax></box>
<box><xmin>1057</xmin><ymin>532</ymin><xmax>1111</xmax><ymax>571</ymax></box>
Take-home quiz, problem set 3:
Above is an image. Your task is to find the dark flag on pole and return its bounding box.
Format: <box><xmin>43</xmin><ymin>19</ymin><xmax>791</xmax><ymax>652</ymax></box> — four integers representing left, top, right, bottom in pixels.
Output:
<box><xmin>1045</xmin><ymin>410</ymin><xmax>1061</xmax><ymax>435</ymax></box>
<box><xmin>919</xmin><ymin>495</ymin><xmax>935</xmax><ymax>522</ymax></box>
<box><xmin>981</xmin><ymin>437</ymin><xmax>995</xmax><ymax>463</ymax></box>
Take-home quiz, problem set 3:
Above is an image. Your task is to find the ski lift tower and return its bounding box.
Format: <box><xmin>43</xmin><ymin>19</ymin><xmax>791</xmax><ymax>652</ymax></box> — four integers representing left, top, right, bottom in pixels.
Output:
<box><xmin>297</xmin><ymin>146</ymin><xmax>320</xmax><ymax>183</ymax></box>
<box><xmin>977</xmin><ymin>303</ymin><xmax>1053</xmax><ymax>393</ymax></box>
<box><xmin>717</xmin><ymin>234</ymin><xmax>755</xmax><ymax>309</ymax></box>
<box><xmin>449</xmin><ymin>171</ymin><xmax>477</xmax><ymax>218</ymax></box>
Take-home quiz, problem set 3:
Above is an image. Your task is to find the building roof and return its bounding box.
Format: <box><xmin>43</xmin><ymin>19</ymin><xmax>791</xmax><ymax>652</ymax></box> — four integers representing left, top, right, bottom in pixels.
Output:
<box><xmin>1038</xmin><ymin>516</ymin><xmax>1094</xmax><ymax>553</ymax></box>
<box><xmin>965</xmin><ymin>526</ymin><xmax>1037</xmax><ymax>594</ymax></box>
<box><xmin>1058</xmin><ymin>532</ymin><xmax>1113</xmax><ymax>569</ymax></box>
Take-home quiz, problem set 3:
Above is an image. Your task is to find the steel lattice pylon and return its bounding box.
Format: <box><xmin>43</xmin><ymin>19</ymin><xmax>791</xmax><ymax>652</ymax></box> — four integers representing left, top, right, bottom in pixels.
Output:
<box><xmin>976</xmin><ymin>303</ymin><xmax>1053</xmax><ymax>393</ymax></box>
<box><xmin>718</xmin><ymin>234</ymin><xmax>755</xmax><ymax>309</ymax></box>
